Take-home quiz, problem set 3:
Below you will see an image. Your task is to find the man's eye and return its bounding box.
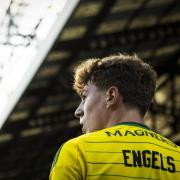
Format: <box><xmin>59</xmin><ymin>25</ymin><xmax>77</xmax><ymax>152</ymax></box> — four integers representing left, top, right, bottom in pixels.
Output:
<box><xmin>82</xmin><ymin>95</ymin><xmax>86</xmax><ymax>100</ymax></box>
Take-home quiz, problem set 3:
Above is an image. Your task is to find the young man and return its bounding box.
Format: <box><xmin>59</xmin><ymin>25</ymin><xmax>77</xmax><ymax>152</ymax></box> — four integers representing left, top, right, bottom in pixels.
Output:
<box><xmin>50</xmin><ymin>54</ymin><xmax>180</xmax><ymax>180</ymax></box>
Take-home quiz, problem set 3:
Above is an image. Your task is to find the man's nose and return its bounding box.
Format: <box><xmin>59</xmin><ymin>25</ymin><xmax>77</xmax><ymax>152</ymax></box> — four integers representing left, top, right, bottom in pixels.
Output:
<box><xmin>74</xmin><ymin>105</ymin><xmax>84</xmax><ymax>118</ymax></box>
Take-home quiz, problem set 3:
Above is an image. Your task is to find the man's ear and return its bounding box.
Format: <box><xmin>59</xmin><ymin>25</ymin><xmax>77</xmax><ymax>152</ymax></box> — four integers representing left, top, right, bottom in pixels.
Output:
<box><xmin>106</xmin><ymin>86</ymin><xmax>122</xmax><ymax>108</ymax></box>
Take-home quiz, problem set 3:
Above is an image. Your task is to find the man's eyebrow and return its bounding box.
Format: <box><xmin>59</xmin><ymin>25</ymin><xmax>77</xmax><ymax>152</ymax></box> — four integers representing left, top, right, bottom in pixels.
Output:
<box><xmin>80</xmin><ymin>90</ymin><xmax>88</xmax><ymax>96</ymax></box>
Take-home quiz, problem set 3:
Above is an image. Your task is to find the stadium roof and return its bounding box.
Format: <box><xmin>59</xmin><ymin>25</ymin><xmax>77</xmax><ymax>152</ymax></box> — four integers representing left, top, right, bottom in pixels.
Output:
<box><xmin>0</xmin><ymin>0</ymin><xmax>180</xmax><ymax>179</ymax></box>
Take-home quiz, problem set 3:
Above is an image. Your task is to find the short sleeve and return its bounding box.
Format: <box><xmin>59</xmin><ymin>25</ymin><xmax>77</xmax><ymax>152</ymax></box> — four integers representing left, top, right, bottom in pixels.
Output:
<box><xmin>49</xmin><ymin>138</ymin><xmax>86</xmax><ymax>180</ymax></box>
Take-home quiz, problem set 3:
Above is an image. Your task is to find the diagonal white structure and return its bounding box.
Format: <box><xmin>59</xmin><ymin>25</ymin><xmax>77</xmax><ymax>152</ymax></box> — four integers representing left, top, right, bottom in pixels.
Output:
<box><xmin>0</xmin><ymin>0</ymin><xmax>80</xmax><ymax>128</ymax></box>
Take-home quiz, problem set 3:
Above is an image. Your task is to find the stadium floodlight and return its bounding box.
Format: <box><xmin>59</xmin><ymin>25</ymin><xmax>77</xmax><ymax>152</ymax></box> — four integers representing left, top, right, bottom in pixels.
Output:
<box><xmin>0</xmin><ymin>0</ymin><xmax>80</xmax><ymax>128</ymax></box>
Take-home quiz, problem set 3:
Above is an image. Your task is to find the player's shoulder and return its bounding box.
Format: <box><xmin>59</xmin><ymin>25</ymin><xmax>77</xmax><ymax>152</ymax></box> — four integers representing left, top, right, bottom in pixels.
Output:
<box><xmin>64</xmin><ymin>128</ymin><xmax>110</xmax><ymax>146</ymax></box>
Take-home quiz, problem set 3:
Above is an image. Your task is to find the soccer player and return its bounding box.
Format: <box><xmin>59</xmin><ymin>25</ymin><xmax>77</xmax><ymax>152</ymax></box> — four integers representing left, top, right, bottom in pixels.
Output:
<box><xmin>50</xmin><ymin>53</ymin><xmax>180</xmax><ymax>180</ymax></box>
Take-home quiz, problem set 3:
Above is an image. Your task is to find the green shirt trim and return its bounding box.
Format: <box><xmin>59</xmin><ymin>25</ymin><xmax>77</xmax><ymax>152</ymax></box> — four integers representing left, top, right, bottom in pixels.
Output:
<box><xmin>114</xmin><ymin>122</ymin><xmax>150</xmax><ymax>130</ymax></box>
<box><xmin>51</xmin><ymin>143</ymin><xmax>64</xmax><ymax>169</ymax></box>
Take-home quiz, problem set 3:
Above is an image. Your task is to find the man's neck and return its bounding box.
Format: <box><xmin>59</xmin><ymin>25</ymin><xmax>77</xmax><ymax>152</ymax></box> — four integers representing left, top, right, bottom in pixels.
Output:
<box><xmin>105</xmin><ymin>108</ymin><xmax>143</xmax><ymax>128</ymax></box>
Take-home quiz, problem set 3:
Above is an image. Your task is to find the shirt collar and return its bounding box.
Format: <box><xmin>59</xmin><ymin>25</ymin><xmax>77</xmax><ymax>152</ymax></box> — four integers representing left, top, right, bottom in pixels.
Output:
<box><xmin>114</xmin><ymin>122</ymin><xmax>150</xmax><ymax>130</ymax></box>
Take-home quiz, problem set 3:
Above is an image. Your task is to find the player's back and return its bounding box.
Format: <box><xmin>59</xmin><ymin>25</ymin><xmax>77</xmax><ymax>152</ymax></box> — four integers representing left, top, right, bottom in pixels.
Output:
<box><xmin>81</xmin><ymin>122</ymin><xmax>180</xmax><ymax>180</ymax></box>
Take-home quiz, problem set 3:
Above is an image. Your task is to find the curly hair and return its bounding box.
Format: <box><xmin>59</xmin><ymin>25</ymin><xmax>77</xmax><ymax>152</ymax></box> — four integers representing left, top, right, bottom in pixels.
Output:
<box><xmin>73</xmin><ymin>53</ymin><xmax>157</xmax><ymax>116</ymax></box>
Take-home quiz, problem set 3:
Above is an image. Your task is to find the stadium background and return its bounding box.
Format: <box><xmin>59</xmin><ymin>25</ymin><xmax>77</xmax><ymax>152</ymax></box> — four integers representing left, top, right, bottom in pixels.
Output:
<box><xmin>0</xmin><ymin>0</ymin><xmax>180</xmax><ymax>179</ymax></box>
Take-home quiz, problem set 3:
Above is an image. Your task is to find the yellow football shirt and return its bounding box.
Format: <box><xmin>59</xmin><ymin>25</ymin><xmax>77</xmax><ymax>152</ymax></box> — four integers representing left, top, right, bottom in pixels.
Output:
<box><xmin>50</xmin><ymin>122</ymin><xmax>180</xmax><ymax>180</ymax></box>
